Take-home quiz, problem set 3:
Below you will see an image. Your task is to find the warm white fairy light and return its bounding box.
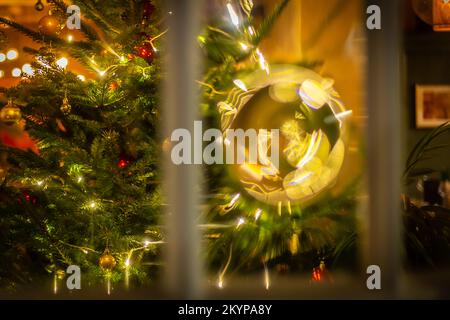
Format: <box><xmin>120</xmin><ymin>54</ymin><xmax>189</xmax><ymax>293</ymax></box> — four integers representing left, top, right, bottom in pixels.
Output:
<box><xmin>233</xmin><ymin>79</ymin><xmax>248</xmax><ymax>92</ymax></box>
<box><xmin>77</xmin><ymin>75</ymin><xmax>86</xmax><ymax>82</ymax></box>
<box><xmin>239</xmin><ymin>42</ymin><xmax>249</xmax><ymax>51</ymax></box>
<box><xmin>264</xmin><ymin>263</ymin><xmax>270</xmax><ymax>290</ymax></box>
<box><xmin>7</xmin><ymin>49</ymin><xmax>18</xmax><ymax>60</ymax></box>
<box><xmin>89</xmin><ymin>201</ymin><xmax>98</xmax><ymax>209</ymax></box>
<box><xmin>237</xmin><ymin>217</ymin><xmax>245</xmax><ymax>227</ymax></box>
<box><xmin>98</xmin><ymin>70</ymin><xmax>106</xmax><ymax>77</ymax></box>
<box><xmin>120</xmin><ymin>56</ymin><xmax>126</xmax><ymax>63</ymax></box>
<box><xmin>11</xmin><ymin>68</ymin><xmax>21</xmax><ymax>77</ymax></box>
<box><xmin>217</xmin><ymin>277</ymin><xmax>224</xmax><ymax>289</ymax></box>
<box><xmin>83</xmin><ymin>249</ymin><xmax>88</xmax><ymax>254</ymax></box>
<box><xmin>255</xmin><ymin>208</ymin><xmax>262</xmax><ymax>221</ymax></box>
<box><xmin>22</xmin><ymin>63</ymin><xmax>34</xmax><ymax>76</ymax></box>
<box><xmin>0</xmin><ymin>53</ymin><xmax>6</xmax><ymax>62</ymax></box>
<box><xmin>36</xmin><ymin>180</ymin><xmax>44</xmax><ymax>187</ymax></box>
<box><xmin>227</xmin><ymin>3</ymin><xmax>239</xmax><ymax>26</ymax></box>
<box><xmin>56</xmin><ymin>57</ymin><xmax>69</xmax><ymax>69</ymax></box>
<box><xmin>77</xmin><ymin>176</ymin><xmax>83</xmax><ymax>183</ymax></box>
<box><xmin>144</xmin><ymin>240</ymin><xmax>150</xmax><ymax>247</ymax></box>
<box><xmin>67</xmin><ymin>34</ymin><xmax>74</xmax><ymax>43</ymax></box>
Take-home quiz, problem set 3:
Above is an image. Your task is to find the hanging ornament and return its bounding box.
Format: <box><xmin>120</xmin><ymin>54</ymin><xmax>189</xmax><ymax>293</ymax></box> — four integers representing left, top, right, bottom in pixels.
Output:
<box><xmin>38</xmin><ymin>11</ymin><xmax>61</xmax><ymax>36</ymax></box>
<box><xmin>60</xmin><ymin>93</ymin><xmax>71</xmax><ymax>115</ymax></box>
<box><xmin>59</xmin><ymin>27</ymin><xmax>82</xmax><ymax>43</ymax></box>
<box><xmin>99</xmin><ymin>248</ymin><xmax>116</xmax><ymax>270</ymax></box>
<box><xmin>217</xmin><ymin>65</ymin><xmax>349</xmax><ymax>206</ymax></box>
<box><xmin>117</xmin><ymin>156</ymin><xmax>130</xmax><ymax>169</ymax></box>
<box><xmin>0</xmin><ymin>99</ymin><xmax>21</xmax><ymax>125</ymax></box>
<box><xmin>311</xmin><ymin>260</ymin><xmax>332</xmax><ymax>283</ymax></box>
<box><xmin>34</xmin><ymin>0</ymin><xmax>44</xmax><ymax>11</ymax></box>
<box><xmin>135</xmin><ymin>42</ymin><xmax>154</xmax><ymax>64</ymax></box>
<box><xmin>412</xmin><ymin>0</ymin><xmax>450</xmax><ymax>31</ymax></box>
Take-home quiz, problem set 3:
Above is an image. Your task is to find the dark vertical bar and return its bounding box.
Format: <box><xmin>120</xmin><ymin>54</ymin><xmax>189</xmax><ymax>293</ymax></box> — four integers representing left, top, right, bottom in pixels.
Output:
<box><xmin>163</xmin><ymin>0</ymin><xmax>203</xmax><ymax>298</ymax></box>
<box><xmin>364</xmin><ymin>0</ymin><xmax>402</xmax><ymax>297</ymax></box>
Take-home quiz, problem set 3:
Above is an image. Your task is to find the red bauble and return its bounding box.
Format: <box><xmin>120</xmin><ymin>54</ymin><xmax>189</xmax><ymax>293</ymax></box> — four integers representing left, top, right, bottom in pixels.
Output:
<box><xmin>135</xmin><ymin>43</ymin><xmax>154</xmax><ymax>63</ymax></box>
<box><xmin>18</xmin><ymin>191</ymin><xmax>38</xmax><ymax>205</ymax></box>
<box><xmin>117</xmin><ymin>158</ymin><xmax>129</xmax><ymax>169</ymax></box>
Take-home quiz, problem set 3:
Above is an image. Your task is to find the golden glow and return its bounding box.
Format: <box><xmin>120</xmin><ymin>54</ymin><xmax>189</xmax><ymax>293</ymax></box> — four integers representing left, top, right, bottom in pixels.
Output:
<box><xmin>77</xmin><ymin>75</ymin><xmax>86</xmax><ymax>82</ymax></box>
<box><xmin>0</xmin><ymin>70</ymin><xmax>4</xmax><ymax>78</ymax></box>
<box><xmin>264</xmin><ymin>263</ymin><xmax>270</xmax><ymax>290</ymax></box>
<box><xmin>7</xmin><ymin>49</ymin><xmax>18</xmax><ymax>60</ymax></box>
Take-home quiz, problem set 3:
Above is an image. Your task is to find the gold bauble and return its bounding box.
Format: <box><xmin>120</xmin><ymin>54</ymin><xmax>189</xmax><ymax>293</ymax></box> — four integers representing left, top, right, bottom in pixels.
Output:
<box><xmin>99</xmin><ymin>248</ymin><xmax>116</xmax><ymax>270</ymax></box>
<box><xmin>218</xmin><ymin>66</ymin><xmax>348</xmax><ymax>206</ymax></box>
<box><xmin>0</xmin><ymin>100</ymin><xmax>22</xmax><ymax>125</ymax></box>
<box><xmin>60</xmin><ymin>96</ymin><xmax>71</xmax><ymax>115</ymax></box>
<box><xmin>38</xmin><ymin>13</ymin><xmax>61</xmax><ymax>36</ymax></box>
<box><xmin>59</xmin><ymin>27</ymin><xmax>83</xmax><ymax>43</ymax></box>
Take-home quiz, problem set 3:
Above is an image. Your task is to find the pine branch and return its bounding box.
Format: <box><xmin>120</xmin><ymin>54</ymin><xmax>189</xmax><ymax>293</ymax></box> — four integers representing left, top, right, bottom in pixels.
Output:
<box><xmin>251</xmin><ymin>0</ymin><xmax>290</xmax><ymax>46</ymax></box>
<box><xmin>0</xmin><ymin>17</ymin><xmax>63</xmax><ymax>46</ymax></box>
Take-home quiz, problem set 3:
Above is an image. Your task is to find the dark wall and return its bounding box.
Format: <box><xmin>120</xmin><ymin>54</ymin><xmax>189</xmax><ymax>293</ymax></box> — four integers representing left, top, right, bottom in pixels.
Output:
<box><xmin>404</xmin><ymin>32</ymin><xmax>450</xmax><ymax>177</ymax></box>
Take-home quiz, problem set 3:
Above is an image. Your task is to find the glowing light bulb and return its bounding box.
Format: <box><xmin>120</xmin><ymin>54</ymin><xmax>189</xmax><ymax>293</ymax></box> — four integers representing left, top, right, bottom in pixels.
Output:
<box><xmin>237</xmin><ymin>217</ymin><xmax>245</xmax><ymax>227</ymax></box>
<box><xmin>36</xmin><ymin>180</ymin><xmax>44</xmax><ymax>187</ymax></box>
<box><xmin>67</xmin><ymin>34</ymin><xmax>74</xmax><ymax>43</ymax></box>
<box><xmin>98</xmin><ymin>70</ymin><xmax>106</xmax><ymax>77</ymax></box>
<box><xmin>22</xmin><ymin>63</ymin><xmax>34</xmax><ymax>76</ymax></box>
<box><xmin>120</xmin><ymin>56</ymin><xmax>126</xmax><ymax>63</ymax></box>
<box><xmin>77</xmin><ymin>176</ymin><xmax>83</xmax><ymax>183</ymax></box>
<box><xmin>77</xmin><ymin>75</ymin><xmax>86</xmax><ymax>82</ymax></box>
<box><xmin>11</xmin><ymin>68</ymin><xmax>21</xmax><ymax>77</ymax></box>
<box><xmin>125</xmin><ymin>258</ymin><xmax>130</xmax><ymax>267</ymax></box>
<box><xmin>144</xmin><ymin>240</ymin><xmax>150</xmax><ymax>247</ymax></box>
<box><xmin>83</xmin><ymin>250</ymin><xmax>88</xmax><ymax>254</ymax></box>
<box><xmin>239</xmin><ymin>42</ymin><xmax>249</xmax><ymax>51</ymax></box>
<box><xmin>89</xmin><ymin>201</ymin><xmax>97</xmax><ymax>209</ymax></box>
<box><xmin>56</xmin><ymin>57</ymin><xmax>68</xmax><ymax>69</ymax></box>
<box><xmin>0</xmin><ymin>53</ymin><xmax>5</xmax><ymax>62</ymax></box>
<box><xmin>7</xmin><ymin>49</ymin><xmax>18</xmax><ymax>60</ymax></box>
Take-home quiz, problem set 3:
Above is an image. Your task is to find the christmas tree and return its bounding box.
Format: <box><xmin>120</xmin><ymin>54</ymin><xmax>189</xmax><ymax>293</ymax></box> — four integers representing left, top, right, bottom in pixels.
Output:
<box><xmin>0</xmin><ymin>0</ymin><xmax>164</xmax><ymax>292</ymax></box>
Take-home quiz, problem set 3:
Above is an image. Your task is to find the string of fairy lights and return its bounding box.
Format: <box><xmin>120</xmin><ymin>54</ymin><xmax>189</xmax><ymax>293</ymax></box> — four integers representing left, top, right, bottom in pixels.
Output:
<box><xmin>2</xmin><ymin>0</ymin><xmax>282</xmax><ymax>293</ymax></box>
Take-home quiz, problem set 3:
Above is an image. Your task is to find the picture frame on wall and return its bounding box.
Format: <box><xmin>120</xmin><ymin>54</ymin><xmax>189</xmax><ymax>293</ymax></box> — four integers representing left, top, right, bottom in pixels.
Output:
<box><xmin>415</xmin><ymin>84</ymin><xmax>450</xmax><ymax>128</ymax></box>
